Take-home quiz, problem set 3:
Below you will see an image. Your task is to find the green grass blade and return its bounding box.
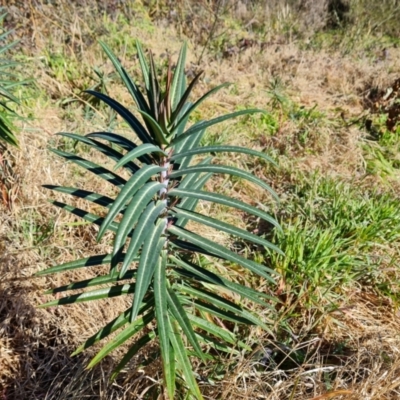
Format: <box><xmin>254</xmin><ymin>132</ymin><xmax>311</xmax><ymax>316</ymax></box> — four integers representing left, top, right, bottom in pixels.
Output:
<box><xmin>119</xmin><ymin>200</ymin><xmax>167</xmax><ymax>278</ymax></box>
<box><xmin>168</xmin><ymin>188</ymin><xmax>281</xmax><ymax>231</ymax></box>
<box><xmin>50</xmin><ymin>148</ymin><xmax>126</xmax><ymax>188</ymax></box>
<box><xmin>0</xmin><ymin>115</ymin><xmax>18</xmax><ymax>146</ymax></box>
<box><xmin>130</xmin><ymin>218</ymin><xmax>167</xmax><ymax>323</ymax></box>
<box><xmin>171</xmin><ymin>145</ymin><xmax>277</xmax><ymax>166</ymax></box>
<box><xmin>168</xmin><ymin>225</ymin><xmax>277</xmax><ymax>283</ymax></box>
<box><xmin>167</xmin><ymin>288</ymin><xmax>204</xmax><ymax>360</ymax></box>
<box><xmin>97</xmin><ymin>165</ymin><xmax>165</xmax><ymax>241</ymax></box>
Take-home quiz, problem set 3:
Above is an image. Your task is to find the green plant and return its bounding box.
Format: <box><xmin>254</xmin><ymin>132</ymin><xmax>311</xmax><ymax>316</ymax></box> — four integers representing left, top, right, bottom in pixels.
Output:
<box><xmin>0</xmin><ymin>13</ymin><xmax>28</xmax><ymax>148</ymax></box>
<box><xmin>36</xmin><ymin>41</ymin><xmax>282</xmax><ymax>399</ymax></box>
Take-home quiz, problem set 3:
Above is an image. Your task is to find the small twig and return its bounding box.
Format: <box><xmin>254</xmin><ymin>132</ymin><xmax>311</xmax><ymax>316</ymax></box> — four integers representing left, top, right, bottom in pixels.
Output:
<box><xmin>197</xmin><ymin>0</ymin><xmax>223</xmax><ymax>66</ymax></box>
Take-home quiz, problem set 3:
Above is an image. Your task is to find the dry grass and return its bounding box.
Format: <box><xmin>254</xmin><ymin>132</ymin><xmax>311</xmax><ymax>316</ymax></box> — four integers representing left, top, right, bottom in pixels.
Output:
<box><xmin>1</xmin><ymin>1</ymin><xmax>400</xmax><ymax>399</ymax></box>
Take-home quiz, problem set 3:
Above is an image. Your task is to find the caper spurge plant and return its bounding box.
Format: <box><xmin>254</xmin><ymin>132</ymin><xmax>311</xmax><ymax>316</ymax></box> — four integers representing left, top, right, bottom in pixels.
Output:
<box><xmin>37</xmin><ymin>41</ymin><xmax>282</xmax><ymax>399</ymax></box>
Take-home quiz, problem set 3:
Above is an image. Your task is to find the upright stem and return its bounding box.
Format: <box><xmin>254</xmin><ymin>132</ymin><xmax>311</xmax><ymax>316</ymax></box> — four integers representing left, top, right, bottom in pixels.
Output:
<box><xmin>160</xmin><ymin>158</ymin><xmax>170</xmax><ymax>197</ymax></box>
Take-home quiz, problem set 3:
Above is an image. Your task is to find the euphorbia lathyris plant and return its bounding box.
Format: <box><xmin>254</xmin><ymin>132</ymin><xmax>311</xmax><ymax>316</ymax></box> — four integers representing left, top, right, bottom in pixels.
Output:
<box><xmin>37</xmin><ymin>41</ymin><xmax>282</xmax><ymax>399</ymax></box>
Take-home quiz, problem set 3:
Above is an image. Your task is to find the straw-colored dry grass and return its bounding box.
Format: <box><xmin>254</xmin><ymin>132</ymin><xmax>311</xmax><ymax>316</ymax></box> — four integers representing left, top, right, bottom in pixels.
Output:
<box><xmin>1</xmin><ymin>1</ymin><xmax>400</xmax><ymax>399</ymax></box>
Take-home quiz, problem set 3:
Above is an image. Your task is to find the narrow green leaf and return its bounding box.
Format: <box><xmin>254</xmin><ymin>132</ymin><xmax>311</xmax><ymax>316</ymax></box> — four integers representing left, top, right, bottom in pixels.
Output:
<box><xmin>186</xmin><ymin>313</ymin><xmax>236</xmax><ymax>344</ymax></box>
<box><xmin>45</xmin><ymin>270</ymin><xmax>137</xmax><ymax>294</ymax></box>
<box><xmin>185</xmin><ymin>298</ymin><xmax>253</xmax><ymax>325</ymax></box>
<box><xmin>177</xmin><ymin>285</ymin><xmax>271</xmax><ymax>330</ymax></box>
<box><xmin>170</xmin><ymin>71</ymin><xmax>203</xmax><ymax>125</ymax></box>
<box><xmin>43</xmin><ymin>185</ymin><xmax>114</xmax><ymax>209</ymax></box>
<box><xmin>171</xmin><ymin>83</ymin><xmax>231</xmax><ymax>138</ymax></box>
<box><xmin>130</xmin><ymin>218</ymin><xmax>167</xmax><ymax>323</ymax></box>
<box><xmin>171</xmin><ymin>207</ymin><xmax>283</xmax><ymax>255</ymax></box>
<box><xmin>169</xmin><ymin>318</ymin><xmax>203</xmax><ymax>400</ymax></box>
<box><xmin>171</xmin><ymin>108</ymin><xmax>264</xmax><ymax>147</ymax></box>
<box><xmin>72</xmin><ymin>298</ymin><xmax>154</xmax><ymax>356</ymax></box>
<box><xmin>148</xmin><ymin>51</ymin><xmax>161</xmax><ymax>121</ymax></box>
<box><xmin>58</xmin><ymin>132</ymin><xmax>139</xmax><ymax>173</ymax></box>
<box><xmin>86</xmin><ymin>131</ymin><xmax>152</xmax><ymax>165</ymax></box>
<box><xmin>136</xmin><ymin>109</ymin><xmax>168</xmax><ymax>145</ymax></box>
<box><xmin>170</xmin><ymin>42</ymin><xmax>187</xmax><ymax>111</ymax></box>
<box><xmin>98</xmin><ymin>40</ymin><xmax>150</xmax><ymax>112</ymax></box>
<box><xmin>86</xmin><ymin>132</ymin><xmax>136</xmax><ymax>151</ymax></box>
<box><xmin>170</xmin><ymin>256</ymin><xmax>277</xmax><ymax>306</ymax></box>
<box><xmin>154</xmin><ymin>251</ymin><xmax>175</xmax><ymax>399</ymax></box>
<box><xmin>171</xmin><ymin>145</ymin><xmax>277</xmax><ymax>166</ymax></box>
<box><xmin>111</xmin><ymin>182</ymin><xmax>166</xmax><ymax>272</ymax></box>
<box><xmin>114</xmin><ymin>143</ymin><xmax>167</xmax><ymax>170</ymax></box>
<box><xmin>111</xmin><ymin>331</ymin><xmax>156</xmax><ymax>381</ymax></box>
<box><xmin>173</xmin><ymin>129</ymin><xmax>207</xmax><ymax>169</ymax></box>
<box><xmin>178</xmin><ymin>157</ymin><xmax>213</xmax><ymax>190</ymax></box>
<box><xmin>73</xmin><ymin>307</ymin><xmax>131</xmax><ymax>356</ymax></box>
<box><xmin>97</xmin><ymin>165</ymin><xmax>165</xmax><ymax>241</ymax></box>
<box><xmin>168</xmin><ymin>188</ymin><xmax>281</xmax><ymax>231</ymax></box>
<box><xmin>171</xmin><ymin>239</ymin><xmax>218</xmax><ymax>258</ymax></box>
<box><xmin>195</xmin><ymin>332</ymin><xmax>239</xmax><ymax>355</ymax></box>
<box><xmin>168</xmin><ymin>225</ymin><xmax>277</xmax><ymax>283</ymax></box>
<box><xmin>174</xmin><ymin>159</ymin><xmax>214</xmax><ymax>228</ymax></box>
<box><xmin>85</xmin><ymin>90</ymin><xmax>153</xmax><ymax>145</ymax></box>
<box><xmin>172</xmin><ymin>102</ymin><xmax>191</xmax><ymax>137</ymax></box>
<box><xmin>119</xmin><ymin>200</ymin><xmax>167</xmax><ymax>278</ymax></box>
<box><xmin>167</xmin><ymin>288</ymin><xmax>204</xmax><ymax>360</ymax></box>
<box><xmin>50</xmin><ymin>148</ymin><xmax>126</xmax><ymax>188</ymax></box>
<box><xmin>136</xmin><ymin>41</ymin><xmax>150</xmax><ymax>91</ymax></box>
<box><xmin>49</xmin><ymin>200</ymin><xmax>119</xmax><ymax>233</ymax></box>
<box><xmin>169</xmin><ymin>164</ymin><xmax>279</xmax><ymax>202</ymax></box>
<box><xmin>38</xmin><ymin>283</ymin><xmax>136</xmax><ymax>308</ymax></box>
<box><xmin>87</xmin><ymin>310</ymin><xmax>155</xmax><ymax>368</ymax></box>
<box><xmin>35</xmin><ymin>253</ymin><xmax>118</xmax><ymax>276</ymax></box>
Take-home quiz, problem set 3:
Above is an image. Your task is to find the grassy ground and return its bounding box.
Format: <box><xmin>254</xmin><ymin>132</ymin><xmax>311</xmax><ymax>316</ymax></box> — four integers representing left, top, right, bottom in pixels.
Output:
<box><xmin>1</xmin><ymin>1</ymin><xmax>400</xmax><ymax>399</ymax></box>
